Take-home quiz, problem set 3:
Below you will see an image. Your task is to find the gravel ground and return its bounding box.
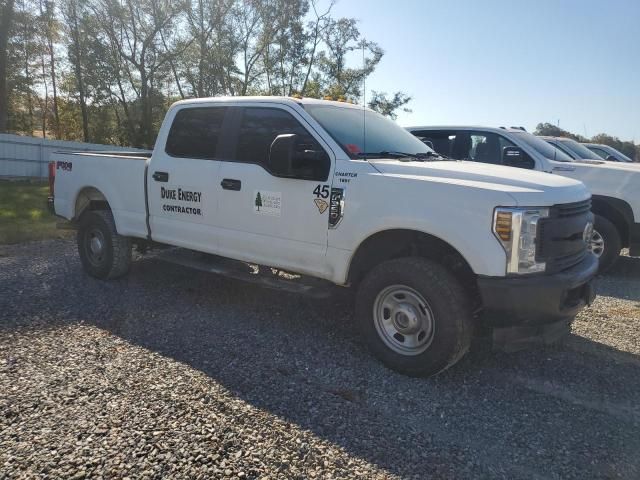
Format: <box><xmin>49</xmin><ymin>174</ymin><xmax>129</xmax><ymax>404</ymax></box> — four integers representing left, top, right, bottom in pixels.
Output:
<box><xmin>1</xmin><ymin>240</ymin><xmax>639</xmax><ymax>479</ymax></box>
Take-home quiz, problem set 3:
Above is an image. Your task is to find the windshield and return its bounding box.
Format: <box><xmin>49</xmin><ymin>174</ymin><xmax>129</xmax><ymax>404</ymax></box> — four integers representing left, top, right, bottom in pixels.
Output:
<box><xmin>560</xmin><ymin>139</ymin><xmax>602</xmax><ymax>160</ymax></box>
<box><xmin>303</xmin><ymin>104</ymin><xmax>435</xmax><ymax>159</ymax></box>
<box><xmin>597</xmin><ymin>145</ymin><xmax>633</xmax><ymax>162</ymax></box>
<box><xmin>513</xmin><ymin>132</ymin><xmax>573</xmax><ymax>162</ymax></box>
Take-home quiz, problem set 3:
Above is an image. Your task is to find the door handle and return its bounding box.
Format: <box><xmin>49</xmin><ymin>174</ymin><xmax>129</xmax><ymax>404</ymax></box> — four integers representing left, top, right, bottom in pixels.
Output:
<box><xmin>152</xmin><ymin>171</ymin><xmax>169</xmax><ymax>182</ymax></box>
<box><xmin>220</xmin><ymin>178</ymin><xmax>241</xmax><ymax>191</ymax></box>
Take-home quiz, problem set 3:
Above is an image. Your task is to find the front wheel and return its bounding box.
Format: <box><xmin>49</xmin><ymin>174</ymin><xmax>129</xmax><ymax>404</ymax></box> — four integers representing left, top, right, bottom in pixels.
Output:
<box><xmin>590</xmin><ymin>215</ymin><xmax>621</xmax><ymax>273</ymax></box>
<box><xmin>355</xmin><ymin>257</ymin><xmax>473</xmax><ymax>377</ymax></box>
<box><xmin>77</xmin><ymin>210</ymin><xmax>131</xmax><ymax>279</ymax></box>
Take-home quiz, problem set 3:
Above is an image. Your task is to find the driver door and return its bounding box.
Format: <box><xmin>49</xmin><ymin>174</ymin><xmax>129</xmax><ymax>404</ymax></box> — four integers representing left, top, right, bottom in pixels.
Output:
<box><xmin>216</xmin><ymin>104</ymin><xmax>335</xmax><ymax>277</ymax></box>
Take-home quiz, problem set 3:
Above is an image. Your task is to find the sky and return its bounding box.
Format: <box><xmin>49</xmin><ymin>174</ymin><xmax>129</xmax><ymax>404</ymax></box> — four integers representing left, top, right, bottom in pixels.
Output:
<box><xmin>329</xmin><ymin>0</ymin><xmax>640</xmax><ymax>141</ymax></box>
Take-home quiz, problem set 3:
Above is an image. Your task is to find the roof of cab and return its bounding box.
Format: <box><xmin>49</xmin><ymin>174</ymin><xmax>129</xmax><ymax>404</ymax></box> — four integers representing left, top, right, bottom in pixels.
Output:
<box><xmin>539</xmin><ymin>136</ymin><xmax>575</xmax><ymax>142</ymax></box>
<box><xmin>172</xmin><ymin>95</ymin><xmax>368</xmax><ymax>111</ymax></box>
<box><xmin>406</xmin><ymin>126</ymin><xmax>526</xmax><ymax>134</ymax></box>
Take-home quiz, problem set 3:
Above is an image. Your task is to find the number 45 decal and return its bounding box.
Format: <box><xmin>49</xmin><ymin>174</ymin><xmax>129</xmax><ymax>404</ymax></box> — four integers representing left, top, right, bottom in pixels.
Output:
<box><xmin>313</xmin><ymin>184</ymin><xmax>329</xmax><ymax>199</ymax></box>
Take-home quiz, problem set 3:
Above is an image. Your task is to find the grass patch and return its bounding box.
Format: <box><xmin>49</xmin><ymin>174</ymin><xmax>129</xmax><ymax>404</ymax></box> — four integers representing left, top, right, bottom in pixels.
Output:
<box><xmin>0</xmin><ymin>180</ymin><xmax>72</xmax><ymax>244</ymax></box>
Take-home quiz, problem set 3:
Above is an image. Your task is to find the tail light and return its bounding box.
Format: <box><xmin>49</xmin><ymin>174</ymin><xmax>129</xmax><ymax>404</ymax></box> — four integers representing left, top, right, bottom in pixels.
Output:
<box><xmin>48</xmin><ymin>161</ymin><xmax>55</xmax><ymax>198</ymax></box>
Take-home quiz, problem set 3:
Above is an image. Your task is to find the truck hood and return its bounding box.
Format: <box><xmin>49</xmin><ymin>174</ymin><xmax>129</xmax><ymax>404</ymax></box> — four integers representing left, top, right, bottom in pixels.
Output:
<box><xmin>370</xmin><ymin>159</ymin><xmax>590</xmax><ymax>206</ymax></box>
<box><xmin>566</xmin><ymin>159</ymin><xmax>640</xmax><ymax>172</ymax></box>
<box><xmin>549</xmin><ymin>158</ymin><xmax>640</xmax><ymax>219</ymax></box>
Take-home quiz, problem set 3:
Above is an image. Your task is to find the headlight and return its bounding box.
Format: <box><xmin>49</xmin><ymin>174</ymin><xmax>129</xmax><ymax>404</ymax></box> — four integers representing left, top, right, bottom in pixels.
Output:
<box><xmin>493</xmin><ymin>207</ymin><xmax>549</xmax><ymax>275</ymax></box>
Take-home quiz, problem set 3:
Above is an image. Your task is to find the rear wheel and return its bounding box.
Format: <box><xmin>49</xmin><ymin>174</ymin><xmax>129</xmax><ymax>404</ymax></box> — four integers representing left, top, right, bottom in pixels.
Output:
<box><xmin>590</xmin><ymin>214</ymin><xmax>621</xmax><ymax>273</ymax></box>
<box><xmin>355</xmin><ymin>257</ymin><xmax>473</xmax><ymax>377</ymax></box>
<box><xmin>77</xmin><ymin>210</ymin><xmax>131</xmax><ymax>279</ymax></box>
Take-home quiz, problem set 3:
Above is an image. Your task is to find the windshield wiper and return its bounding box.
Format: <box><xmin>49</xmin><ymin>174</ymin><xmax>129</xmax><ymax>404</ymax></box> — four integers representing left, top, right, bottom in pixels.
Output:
<box><xmin>357</xmin><ymin>151</ymin><xmax>441</xmax><ymax>161</ymax></box>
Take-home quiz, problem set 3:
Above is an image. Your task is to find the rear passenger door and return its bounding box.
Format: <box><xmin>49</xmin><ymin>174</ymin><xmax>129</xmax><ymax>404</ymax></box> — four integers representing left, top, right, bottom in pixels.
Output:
<box><xmin>216</xmin><ymin>104</ymin><xmax>335</xmax><ymax>276</ymax></box>
<box><xmin>147</xmin><ymin>106</ymin><xmax>229</xmax><ymax>252</ymax></box>
<box><xmin>411</xmin><ymin>130</ymin><xmax>455</xmax><ymax>158</ymax></box>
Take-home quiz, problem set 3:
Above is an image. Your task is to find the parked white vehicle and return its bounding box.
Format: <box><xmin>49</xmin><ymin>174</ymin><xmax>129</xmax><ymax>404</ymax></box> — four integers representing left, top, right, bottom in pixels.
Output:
<box><xmin>408</xmin><ymin>126</ymin><xmax>640</xmax><ymax>271</ymax></box>
<box><xmin>540</xmin><ymin>136</ymin><xmax>621</xmax><ymax>163</ymax></box>
<box><xmin>49</xmin><ymin>98</ymin><xmax>597</xmax><ymax>376</ymax></box>
<box><xmin>583</xmin><ymin>142</ymin><xmax>635</xmax><ymax>163</ymax></box>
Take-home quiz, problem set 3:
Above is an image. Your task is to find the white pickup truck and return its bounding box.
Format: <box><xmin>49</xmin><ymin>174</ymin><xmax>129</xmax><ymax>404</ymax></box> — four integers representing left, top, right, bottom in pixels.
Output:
<box><xmin>408</xmin><ymin>126</ymin><xmax>640</xmax><ymax>272</ymax></box>
<box><xmin>49</xmin><ymin>97</ymin><xmax>597</xmax><ymax>376</ymax></box>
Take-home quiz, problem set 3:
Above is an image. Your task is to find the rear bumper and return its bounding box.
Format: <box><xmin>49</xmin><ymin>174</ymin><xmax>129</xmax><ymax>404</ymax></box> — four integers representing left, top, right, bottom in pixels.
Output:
<box><xmin>477</xmin><ymin>253</ymin><xmax>598</xmax><ymax>328</ymax></box>
<box><xmin>630</xmin><ymin>222</ymin><xmax>640</xmax><ymax>257</ymax></box>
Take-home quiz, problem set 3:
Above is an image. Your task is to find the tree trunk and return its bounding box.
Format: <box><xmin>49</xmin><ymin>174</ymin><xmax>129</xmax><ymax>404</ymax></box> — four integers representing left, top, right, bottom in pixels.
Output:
<box><xmin>40</xmin><ymin>51</ymin><xmax>49</xmax><ymax>138</ymax></box>
<box><xmin>0</xmin><ymin>0</ymin><xmax>15</xmax><ymax>132</ymax></box>
<box><xmin>23</xmin><ymin>17</ymin><xmax>34</xmax><ymax>135</ymax></box>
<box><xmin>69</xmin><ymin>1</ymin><xmax>89</xmax><ymax>142</ymax></box>
<box><xmin>44</xmin><ymin>0</ymin><xmax>60</xmax><ymax>138</ymax></box>
<box><xmin>140</xmin><ymin>67</ymin><xmax>152</xmax><ymax>148</ymax></box>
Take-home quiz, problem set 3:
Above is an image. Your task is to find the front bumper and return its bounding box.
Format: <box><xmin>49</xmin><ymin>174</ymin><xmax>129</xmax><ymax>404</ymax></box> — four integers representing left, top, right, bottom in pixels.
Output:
<box><xmin>630</xmin><ymin>222</ymin><xmax>640</xmax><ymax>257</ymax></box>
<box><xmin>477</xmin><ymin>252</ymin><xmax>598</xmax><ymax>328</ymax></box>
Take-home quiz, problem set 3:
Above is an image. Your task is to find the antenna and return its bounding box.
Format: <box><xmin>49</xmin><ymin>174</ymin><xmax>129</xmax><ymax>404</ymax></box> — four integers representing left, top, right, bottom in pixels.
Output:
<box><xmin>362</xmin><ymin>41</ymin><xmax>366</xmax><ymax>159</ymax></box>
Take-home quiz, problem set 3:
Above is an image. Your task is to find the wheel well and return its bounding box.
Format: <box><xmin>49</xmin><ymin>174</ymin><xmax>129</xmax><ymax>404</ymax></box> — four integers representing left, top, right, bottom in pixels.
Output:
<box><xmin>74</xmin><ymin>187</ymin><xmax>110</xmax><ymax>221</ymax></box>
<box><xmin>591</xmin><ymin>196</ymin><xmax>633</xmax><ymax>248</ymax></box>
<box><xmin>348</xmin><ymin>229</ymin><xmax>480</xmax><ymax>305</ymax></box>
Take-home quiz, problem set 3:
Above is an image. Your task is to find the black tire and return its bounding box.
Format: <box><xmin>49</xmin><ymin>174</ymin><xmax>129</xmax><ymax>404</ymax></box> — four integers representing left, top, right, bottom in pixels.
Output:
<box><xmin>592</xmin><ymin>214</ymin><xmax>621</xmax><ymax>273</ymax></box>
<box><xmin>355</xmin><ymin>257</ymin><xmax>473</xmax><ymax>377</ymax></box>
<box><xmin>77</xmin><ymin>210</ymin><xmax>131</xmax><ymax>279</ymax></box>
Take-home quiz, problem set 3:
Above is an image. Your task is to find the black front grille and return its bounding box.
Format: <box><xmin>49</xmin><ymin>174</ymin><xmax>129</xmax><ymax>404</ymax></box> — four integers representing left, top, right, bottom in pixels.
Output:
<box><xmin>537</xmin><ymin>198</ymin><xmax>592</xmax><ymax>273</ymax></box>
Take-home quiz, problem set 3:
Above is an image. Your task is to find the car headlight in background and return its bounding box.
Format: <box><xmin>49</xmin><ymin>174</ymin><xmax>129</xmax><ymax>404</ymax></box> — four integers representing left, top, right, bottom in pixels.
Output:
<box><xmin>493</xmin><ymin>207</ymin><xmax>549</xmax><ymax>275</ymax></box>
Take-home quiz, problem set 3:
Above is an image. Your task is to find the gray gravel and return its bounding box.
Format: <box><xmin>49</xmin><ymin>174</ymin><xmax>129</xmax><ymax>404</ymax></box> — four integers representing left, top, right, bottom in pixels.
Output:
<box><xmin>1</xmin><ymin>240</ymin><xmax>639</xmax><ymax>479</ymax></box>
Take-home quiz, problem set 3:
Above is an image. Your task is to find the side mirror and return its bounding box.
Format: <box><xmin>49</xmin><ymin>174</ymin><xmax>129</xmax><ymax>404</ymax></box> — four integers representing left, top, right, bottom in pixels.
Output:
<box><xmin>268</xmin><ymin>134</ymin><xmax>297</xmax><ymax>176</ymax></box>
<box><xmin>606</xmin><ymin>155</ymin><xmax>617</xmax><ymax>162</ymax></box>
<box><xmin>502</xmin><ymin>146</ymin><xmax>535</xmax><ymax>169</ymax></box>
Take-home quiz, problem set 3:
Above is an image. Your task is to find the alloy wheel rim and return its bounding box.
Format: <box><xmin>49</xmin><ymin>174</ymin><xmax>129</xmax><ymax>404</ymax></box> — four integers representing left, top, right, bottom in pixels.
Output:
<box><xmin>373</xmin><ymin>285</ymin><xmax>435</xmax><ymax>356</ymax></box>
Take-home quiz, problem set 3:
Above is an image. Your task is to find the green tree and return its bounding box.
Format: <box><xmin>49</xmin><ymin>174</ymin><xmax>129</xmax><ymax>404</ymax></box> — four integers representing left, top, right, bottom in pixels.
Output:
<box><xmin>315</xmin><ymin>17</ymin><xmax>382</xmax><ymax>101</ymax></box>
<box><xmin>368</xmin><ymin>91</ymin><xmax>412</xmax><ymax>120</ymax></box>
<box><xmin>255</xmin><ymin>191</ymin><xmax>262</xmax><ymax>211</ymax></box>
<box><xmin>533</xmin><ymin>122</ymin><xmax>586</xmax><ymax>142</ymax></box>
<box><xmin>1</xmin><ymin>0</ymin><xmax>412</xmax><ymax>145</ymax></box>
<box><xmin>0</xmin><ymin>0</ymin><xmax>16</xmax><ymax>132</ymax></box>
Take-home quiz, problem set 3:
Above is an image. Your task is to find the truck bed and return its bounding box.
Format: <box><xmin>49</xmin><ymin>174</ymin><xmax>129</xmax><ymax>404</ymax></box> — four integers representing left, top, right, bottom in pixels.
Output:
<box><xmin>51</xmin><ymin>150</ymin><xmax>152</xmax><ymax>240</ymax></box>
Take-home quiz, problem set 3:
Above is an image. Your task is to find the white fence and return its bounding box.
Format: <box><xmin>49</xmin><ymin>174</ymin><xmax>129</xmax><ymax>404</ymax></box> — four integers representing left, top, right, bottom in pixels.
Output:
<box><xmin>0</xmin><ymin>134</ymin><xmax>145</xmax><ymax>179</ymax></box>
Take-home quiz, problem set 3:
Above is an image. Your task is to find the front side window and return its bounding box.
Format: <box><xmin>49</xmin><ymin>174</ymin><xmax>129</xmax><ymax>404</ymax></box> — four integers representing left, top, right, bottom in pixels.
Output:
<box><xmin>304</xmin><ymin>104</ymin><xmax>433</xmax><ymax>158</ymax></box>
<box><xmin>470</xmin><ymin>132</ymin><xmax>515</xmax><ymax>164</ymax></box>
<box><xmin>165</xmin><ymin>107</ymin><xmax>227</xmax><ymax>159</ymax></box>
<box><xmin>447</xmin><ymin>131</ymin><xmax>514</xmax><ymax>164</ymax></box>
<box><xmin>233</xmin><ymin>107</ymin><xmax>329</xmax><ymax>180</ymax></box>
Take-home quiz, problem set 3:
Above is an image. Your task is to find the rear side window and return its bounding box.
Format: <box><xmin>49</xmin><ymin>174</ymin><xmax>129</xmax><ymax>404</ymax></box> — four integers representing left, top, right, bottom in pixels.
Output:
<box><xmin>233</xmin><ymin>107</ymin><xmax>318</xmax><ymax>166</ymax></box>
<box><xmin>412</xmin><ymin>130</ymin><xmax>455</xmax><ymax>157</ymax></box>
<box><xmin>165</xmin><ymin>107</ymin><xmax>226</xmax><ymax>159</ymax></box>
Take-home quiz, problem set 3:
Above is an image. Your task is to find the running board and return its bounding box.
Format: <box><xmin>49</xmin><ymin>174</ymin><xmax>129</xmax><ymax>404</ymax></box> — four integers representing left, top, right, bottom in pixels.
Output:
<box><xmin>154</xmin><ymin>248</ymin><xmax>333</xmax><ymax>298</ymax></box>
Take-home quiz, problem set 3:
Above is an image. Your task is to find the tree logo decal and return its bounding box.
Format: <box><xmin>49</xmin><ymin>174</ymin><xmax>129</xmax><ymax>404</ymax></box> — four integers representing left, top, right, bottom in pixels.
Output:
<box><xmin>255</xmin><ymin>191</ymin><xmax>262</xmax><ymax>211</ymax></box>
